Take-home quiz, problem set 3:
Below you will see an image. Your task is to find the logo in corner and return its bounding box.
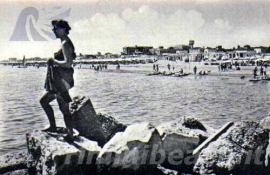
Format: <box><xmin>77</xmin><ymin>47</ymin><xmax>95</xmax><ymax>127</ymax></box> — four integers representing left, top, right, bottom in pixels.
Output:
<box><xmin>10</xmin><ymin>6</ymin><xmax>71</xmax><ymax>41</ymax></box>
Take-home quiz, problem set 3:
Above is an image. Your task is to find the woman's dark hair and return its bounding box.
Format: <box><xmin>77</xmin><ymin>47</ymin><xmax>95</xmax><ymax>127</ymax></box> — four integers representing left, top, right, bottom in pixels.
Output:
<box><xmin>52</xmin><ymin>19</ymin><xmax>71</xmax><ymax>35</ymax></box>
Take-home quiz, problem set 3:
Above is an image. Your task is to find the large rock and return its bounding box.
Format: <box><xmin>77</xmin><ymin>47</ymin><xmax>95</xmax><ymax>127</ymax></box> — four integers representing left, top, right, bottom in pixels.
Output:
<box><xmin>96</xmin><ymin>123</ymin><xmax>164</xmax><ymax>174</ymax></box>
<box><xmin>26</xmin><ymin>130</ymin><xmax>101</xmax><ymax>175</ymax></box>
<box><xmin>259</xmin><ymin>114</ymin><xmax>270</xmax><ymax>130</ymax></box>
<box><xmin>156</xmin><ymin>117</ymin><xmax>214</xmax><ymax>172</ymax></box>
<box><xmin>71</xmin><ymin>96</ymin><xmax>126</xmax><ymax>146</ymax></box>
<box><xmin>194</xmin><ymin>121</ymin><xmax>269</xmax><ymax>175</ymax></box>
<box><xmin>2</xmin><ymin>169</ymin><xmax>28</xmax><ymax>175</ymax></box>
<box><xmin>0</xmin><ymin>151</ymin><xmax>27</xmax><ymax>174</ymax></box>
<box><xmin>260</xmin><ymin>114</ymin><xmax>270</xmax><ymax>168</ymax></box>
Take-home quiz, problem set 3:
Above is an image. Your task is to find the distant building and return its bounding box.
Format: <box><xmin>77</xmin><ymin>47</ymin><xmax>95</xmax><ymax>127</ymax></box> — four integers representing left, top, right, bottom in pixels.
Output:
<box><xmin>226</xmin><ymin>49</ymin><xmax>235</xmax><ymax>59</ymax></box>
<box><xmin>166</xmin><ymin>45</ymin><xmax>190</xmax><ymax>53</ymax></box>
<box><xmin>215</xmin><ymin>46</ymin><xmax>227</xmax><ymax>60</ymax></box>
<box><xmin>203</xmin><ymin>46</ymin><xmax>230</xmax><ymax>61</ymax></box>
<box><xmin>123</xmin><ymin>45</ymin><xmax>153</xmax><ymax>55</ymax></box>
<box><xmin>104</xmin><ymin>53</ymin><xmax>119</xmax><ymax>59</ymax></box>
<box><xmin>176</xmin><ymin>50</ymin><xmax>189</xmax><ymax>61</ymax></box>
<box><xmin>254</xmin><ymin>46</ymin><xmax>270</xmax><ymax>55</ymax></box>
<box><xmin>172</xmin><ymin>45</ymin><xmax>190</xmax><ymax>61</ymax></box>
<box><xmin>26</xmin><ymin>57</ymin><xmax>43</xmax><ymax>62</ymax></box>
<box><xmin>75</xmin><ymin>54</ymin><xmax>97</xmax><ymax>60</ymax></box>
<box><xmin>254</xmin><ymin>48</ymin><xmax>262</xmax><ymax>54</ymax></box>
<box><xmin>152</xmin><ymin>46</ymin><xmax>167</xmax><ymax>56</ymax></box>
<box><xmin>189</xmin><ymin>40</ymin><xmax>195</xmax><ymax>49</ymax></box>
<box><xmin>75</xmin><ymin>56</ymin><xmax>85</xmax><ymax>60</ymax></box>
<box><xmin>94</xmin><ymin>52</ymin><xmax>104</xmax><ymax>59</ymax></box>
<box><xmin>189</xmin><ymin>47</ymin><xmax>204</xmax><ymax>62</ymax></box>
<box><xmin>152</xmin><ymin>45</ymin><xmax>190</xmax><ymax>61</ymax></box>
<box><xmin>204</xmin><ymin>47</ymin><xmax>217</xmax><ymax>60</ymax></box>
<box><xmin>85</xmin><ymin>54</ymin><xmax>98</xmax><ymax>59</ymax></box>
<box><xmin>235</xmin><ymin>46</ymin><xmax>255</xmax><ymax>58</ymax></box>
<box><xmin>174</xmin><ymin>45</ymin><xmax>190</xmax><ymax>50</ymax></box>
<box><xmin>9</xmin><ymin>58</ymin><xmax>17</xmax><ymax>62</ymax></box>
<box><xmin>215</xmin><ymin>50</ymin><xmax>227</xmax><ymax>60</ymax></box>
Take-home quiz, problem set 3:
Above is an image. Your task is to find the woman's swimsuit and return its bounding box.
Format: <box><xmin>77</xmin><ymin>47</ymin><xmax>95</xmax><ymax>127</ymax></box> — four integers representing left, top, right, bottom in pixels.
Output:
<box><xmin>44</xmin><ymin>49</ymin><xmax>75</xmax><ymax>102</ymax></box>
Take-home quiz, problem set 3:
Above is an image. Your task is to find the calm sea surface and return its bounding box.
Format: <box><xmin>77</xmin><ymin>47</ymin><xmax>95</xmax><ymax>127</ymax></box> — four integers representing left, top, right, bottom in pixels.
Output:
<box><xmin>0</xmin><ymin>61</ymin><xmax>269</xmax><ymax>154</ymax></box>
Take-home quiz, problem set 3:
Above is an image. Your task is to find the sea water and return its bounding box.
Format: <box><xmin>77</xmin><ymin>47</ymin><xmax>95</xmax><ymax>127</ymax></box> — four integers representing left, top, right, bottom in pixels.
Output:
<box><xmin>0</xmin><ymin>62</ymin><xmax>269</xmax><ymax>154</ymax></box>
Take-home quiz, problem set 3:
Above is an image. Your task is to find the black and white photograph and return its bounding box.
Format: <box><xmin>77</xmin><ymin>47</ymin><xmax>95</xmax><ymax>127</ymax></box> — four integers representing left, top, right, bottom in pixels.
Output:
<box><xmin>0</xmin><ymin>0</ymin><xmax>270</xmax><ymax>174</ymax></box>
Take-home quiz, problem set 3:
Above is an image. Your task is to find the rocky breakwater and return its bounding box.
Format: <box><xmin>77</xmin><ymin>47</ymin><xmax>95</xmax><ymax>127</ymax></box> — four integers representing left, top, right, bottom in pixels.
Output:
<box><xmin>0</xmin><ymin>151</ymin><xmax>28</xmax><ymax>174</ymax></box>
<box><xmin>260</xmin><ymin>114</ymin><xmax>270</xmax><ymax>168</ymax></box>
<box><xmin>95</xmin><ymin>117</ymin><xmax>215</xmax><ymax>174</ymax></box>
<box><xmin>26</xmin><ymin>130</ymin><xmax>101</xmax><ymax>175</ymax></box>
<box><xmin>70</xmin><ymin>96</ymin><xmax>126</xmax><ymax>146</ymax></box>
<box><xmin>25</xmin><ymin>96</ymin><xmax>127</xmax><ymax>175</ymax></box>
<box><xmin>194</xmin><ymin>120</ymin><xmax>269</xmax><ymax>175</ymax></box>
<box><xmin>3</xmin><ymin>96</ymin><xmax>270</xmax><ymax>175</ymax></box>
<box><xmin>23</xmin><ymin>96</ymin><xmax>215</xmax><ymax>174</ymax></box>
<box><xmin>156</xmin><ymin>117</ymin><xmax>215</xmax><ymax>173</ymax></box>
<box><xmin>96</xmin><ymin>123</ymin><xmax>164</xmax><ymax>174</ymax></box>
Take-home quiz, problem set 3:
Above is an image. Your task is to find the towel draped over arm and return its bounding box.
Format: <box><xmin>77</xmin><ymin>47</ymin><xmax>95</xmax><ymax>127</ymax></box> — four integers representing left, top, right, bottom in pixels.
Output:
<box><xmin>44</xmin><ymin>65</ymin><xmax>74</xmax><ymax>103</ymax></box>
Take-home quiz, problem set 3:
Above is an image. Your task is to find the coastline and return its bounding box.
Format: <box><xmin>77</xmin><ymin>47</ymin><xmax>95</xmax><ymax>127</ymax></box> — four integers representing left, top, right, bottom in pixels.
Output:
<box><xmin>75</xmin><ymin>60</ymin><xmax>262</xmax><ymax>78</ymax></box>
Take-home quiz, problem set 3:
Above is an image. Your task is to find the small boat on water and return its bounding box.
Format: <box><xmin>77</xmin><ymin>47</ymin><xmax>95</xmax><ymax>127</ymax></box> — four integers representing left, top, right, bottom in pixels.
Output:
<box><xmin>18</xmin><ymin>55</ymin><xmax>27</xmax><ymax>68</ymax></box>
<box><xmin>249</xmin><ymin>76</ymin><xmax>270</xmax><ymax>82</ymax></box>
<box><xmin>146</xmin><ymin>71</ymin><xmax>161</xmax><ymax>76</ymax></box>
<box><xmin>162</xmin><ymin>71</ymin><xmax>174</xmax><ymax>76</ymax></box>
<box><xmin>262</xmin><ymin>77</ymin><xmax>270</xmax><ymax>81</ymax></box>
<box><xmin>174</xmin><ymin>73</ymin><xmax>190</xmax><ymax>77</ymax></box>
<box><xmin>198</xmin><ymin>73</ymin><xmax>208</xmax><ymax>76</ymax></box>
<box><xmin>198</xmin><ymin>70</ymin><xmax>209</xmax><ymax>76</ymax></box>
<box><xmin>249</xmin><ymin>79</ymin><xmax>261</xmax><ymax>82</ymax></box>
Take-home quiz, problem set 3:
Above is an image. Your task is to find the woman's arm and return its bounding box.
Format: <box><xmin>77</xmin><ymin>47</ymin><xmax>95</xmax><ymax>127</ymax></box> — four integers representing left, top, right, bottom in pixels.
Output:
<box><xmin>53</xmin><ymin>40</ymin><xmax>74</xmax><ymax>68</ymax></box>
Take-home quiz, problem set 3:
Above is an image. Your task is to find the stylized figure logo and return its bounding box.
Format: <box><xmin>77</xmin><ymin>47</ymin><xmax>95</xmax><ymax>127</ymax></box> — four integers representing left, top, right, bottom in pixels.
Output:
<box><xmin>10</xmin><ymin>7</ymin><xmax>71</xmax><ymax>41</ymax></box>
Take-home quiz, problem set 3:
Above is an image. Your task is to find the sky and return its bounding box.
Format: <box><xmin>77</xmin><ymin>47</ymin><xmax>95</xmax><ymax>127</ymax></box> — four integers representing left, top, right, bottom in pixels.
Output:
<box><xmin>0</xmin><ymin>0</ymin><xmax>269</xmax><ymax>60</ymax></box>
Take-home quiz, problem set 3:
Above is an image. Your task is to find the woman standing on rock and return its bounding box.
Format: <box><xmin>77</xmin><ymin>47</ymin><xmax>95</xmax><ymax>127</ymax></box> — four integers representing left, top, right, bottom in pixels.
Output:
<box><xmin>40</xmin><ymin>19</ymin><xmax>76</xmax><ymax>142</ymax></box>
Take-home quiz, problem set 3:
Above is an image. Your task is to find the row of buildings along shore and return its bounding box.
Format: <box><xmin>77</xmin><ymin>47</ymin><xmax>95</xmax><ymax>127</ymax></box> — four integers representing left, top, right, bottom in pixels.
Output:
<box><xmin>3</xmin><ymin>40</ymin><xmax>270</xmax><ymax>64</ymax></box>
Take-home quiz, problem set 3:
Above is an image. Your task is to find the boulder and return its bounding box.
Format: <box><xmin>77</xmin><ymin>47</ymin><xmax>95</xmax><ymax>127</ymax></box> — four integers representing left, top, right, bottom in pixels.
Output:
<box><xmin>2</xmin><ymin>169</ymin><xmax>28</xmax><ymax>175</ymax></box>
<box><xmin>26</xmin><ymin>130</ymin><xmax>101</xmax><ymax>175</ymax></box>
<box><xmin>156</xmin><ymin>117</ymin><xmax>214</xmax><ymax>172</ymax></box>
<box><xmin>259</xmin><ymin>114</ymin><xmax>270</xmax><ymax>130</ymax></box>
<box><xmin>260</xmin><ymin>115</ymin><xmax>270</xmax><ymax>168</ymax></box>
<box><xmin>96</xmin><ymin>123</ymin><xmax>164</xmax><ymax>174</ymax></box>
<box><xmin>71</xmin><ymin>96</ymin><xmax>127</xmax><ymax>146</ymax></box>
<box><xmin>0</xmin><ymin>151</ymin><xmax>27</xmax><ymax>174</ymax></box>
<box><xmin>156</xmin><ymin>165</ymin><xmax>178</xmax><ymax>175</ymax></box>
<box><xmin>194</xmin><ymin>121</ymin><xmax>269</xmax><ymax>175</ymax></box>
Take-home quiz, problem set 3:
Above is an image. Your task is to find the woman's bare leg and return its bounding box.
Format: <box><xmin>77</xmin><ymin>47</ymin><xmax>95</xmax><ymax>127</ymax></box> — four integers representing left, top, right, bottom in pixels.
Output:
<box><xmin>56</xmin><ymin>94</ymin><xmax>73</xmax><ymax>141</ymax></box>
<box><xmin>40</xmin><ymin>92</ymin><xmax>57</xmax><ymax>131</ymax></box>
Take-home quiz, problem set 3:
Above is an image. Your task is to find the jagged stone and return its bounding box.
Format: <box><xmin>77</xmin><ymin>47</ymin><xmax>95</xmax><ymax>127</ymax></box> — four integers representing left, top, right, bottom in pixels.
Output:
<box><xmin>156</xmin><ymin>165</ymin><xmax>178</xmax><ymax>175</ymax></box>
<box><xmin>0</xmin><ymin>151</ymin><xmax>27</xmax><ymax>174</ymax></box>
<box><xmin>96</xmin><ymin>123</ymin><xmax>164</xmax><ymax>174</ymax></box>
<box><xmin>260</xmin><ymin>114</ymin><xmax>270</xmax><ymax>169</ymax></box>
<box><xmin>2</xmin><ymin>169</ymin><xmax>28</xmax><ymax>175</ymax></box>
<box><xmin>26</xmin><ymin>130</ymin><xmax>101</xmax><ymax>175</ymax></box>
<box><xmin>194</xmin><ymin>121</ymin><xmax>269</xmax><ymax>175</ymax></box>
<box><xmin>156</xmin><ymin>117</ymin><xmax>214</xmax><ymax>172</ymax></box>
<box><xmin>259</xmin><ymin>114</ymin><xmax>270</xmax><ymax>130</ymax></box>
<box><xmin>71</xmin><ymin>96</ymin><xmax>127</xmax><ymax>146</ymax></box>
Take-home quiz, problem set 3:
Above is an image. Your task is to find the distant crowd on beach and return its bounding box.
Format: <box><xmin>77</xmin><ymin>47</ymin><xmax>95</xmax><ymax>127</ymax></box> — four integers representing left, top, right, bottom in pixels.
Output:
<box><xmin>152</xmin><ymin>63</ymin><xmax>209</xmax><ymax>76</ymax></box>
<box><xmin>77</xmin><ymin>62</ymin><xmax>122</xmax><ymax>71</ymax></box>
<box><xmin>150</xmin><ymin>61</ymin><xmax>269</xmax><ymax>80</ymax></box>
<box><xmin>218</xmin><ymin>63</ymin><xmax>233</xmax><ymax>72</ymax></box>
<box><xmin>78</xmin><ymin>63</ymin><xmax>108</xmax><ymax>71</ymax></box>
<box><xmin>153</xmin><ymin>64</ymin><xmax>159</xmax><ymax>72</ymax></box>
<box><xmin>252</xmin><ymin>66</ymin><xmax>268</xmax><ymax>79</ymax></box>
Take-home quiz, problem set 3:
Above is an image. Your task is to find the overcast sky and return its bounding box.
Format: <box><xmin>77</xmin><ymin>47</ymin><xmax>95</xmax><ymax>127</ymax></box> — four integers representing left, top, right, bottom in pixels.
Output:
<box><xmin>0</xmin><ymin>0</ymin><xmax>269</xmax><ymax>60</ymax></box>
